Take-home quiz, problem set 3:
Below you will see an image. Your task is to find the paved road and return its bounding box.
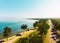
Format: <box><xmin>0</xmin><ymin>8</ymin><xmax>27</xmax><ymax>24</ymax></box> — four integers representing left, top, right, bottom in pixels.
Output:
<box><xmin>49</xmin><ymin>20</ymin><xmax>57</xmax><ymax>43</ymax></box>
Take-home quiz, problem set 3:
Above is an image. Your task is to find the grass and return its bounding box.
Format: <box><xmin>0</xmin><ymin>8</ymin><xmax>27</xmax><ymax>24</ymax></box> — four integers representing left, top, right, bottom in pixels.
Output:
<box><xmin>14</xmin><ymin>30</ymin><xmax>36</xmax><ymax>43</ymax></box>
<box><xmin>57</xmin><ymin>30</ymin><xmax>60</xmax><ymax>34</ymax></box>
<box><xmin>15</xmin><ymin>30</ymin><xmax>50</xmax><ymax>43</ymax></box>
<box><xmin>15</xmin><ymin>31</ymin><xmax>43</xmax><ymax>43</ymax></box>
<box><xmin>44</xmin><ymin>29</ymin><xmax>50</xmax><ymax>43</ymax></box>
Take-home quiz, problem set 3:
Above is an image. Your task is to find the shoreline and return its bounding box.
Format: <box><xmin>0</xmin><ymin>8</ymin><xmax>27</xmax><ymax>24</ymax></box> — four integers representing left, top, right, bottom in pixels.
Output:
<box><xmin>2</xmin><ymin>30</ymin><xmax>36</xmax><ymax>43</ymax></box>
<box><xmin>0</xmin><ymin>30</ymin><xmax>22</xmax><ymax>39</ymax></box>
<box><xmin>0</xmin><ymin>28</ymin><xmax>33</xmax><ymax>39</ymax></box>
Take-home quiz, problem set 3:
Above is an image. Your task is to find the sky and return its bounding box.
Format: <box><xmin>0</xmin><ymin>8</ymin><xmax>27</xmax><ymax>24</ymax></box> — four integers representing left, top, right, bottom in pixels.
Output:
<box><xmin>0</xmin><ymin>0</ymin><xmax>60</xmax><ymax>21</ymax></box>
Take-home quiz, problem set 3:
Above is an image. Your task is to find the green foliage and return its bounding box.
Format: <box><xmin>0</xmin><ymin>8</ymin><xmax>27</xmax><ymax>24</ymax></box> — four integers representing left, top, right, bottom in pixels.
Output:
<box><xmin>21</xmin><ymin>24</ymin><xmax>28</xmax><ymax>30</ymax></box>
<box><xmin>3</xmin><ymin>27</ymin><xmax>11</xmax><ymax>38</ymax></box>
<box><xmin>33</xmin><ymin>19</ymin><xmax>49</xmax><ymax>35</ymax></box>
<box><xmin>33</xmin><ymin>19</ymin><xmax>48</xmax><ymax>28</ymax></box>
<box><xmin>38</xmin><ymin>23</ymin><xmax>49</xmax><ymax>35</ymax></box>
<box><xmin>16</xmin><ymin>19</ymin><xmax>49</xmax><ymax>43</ymax></box>
<box><xmin>29</xmin><ymin>35</ymin><xmax>43</xmax><ymax>43</ymax></box>
<box><xmin>16</xmin><ymin>31</ymin><xmax>43</xmax><ymax>43</ymax></box>
<box><xmin>29</xmin><ymin>31</ymin><xmax>43</xmax><ymax>43</ymax></box>
<box><xmin>17</xmin><ymin>37</ymin><xmax>29</xmax><ymax>43</ymax></box>
<box><xmin>38</xmin><ymin>19</ymin><xmax>47</xmax><ymax>23</ymax></box>
<box><xmin>33</xmin><ymin>21</ymin><xmax>40</xmax><ymax>27</ymax></box>
<box><xmin>29</xmin><ymin>31</ymin><xmax>40</xmax><ymax>38</ymax></box>
<box><xmin>51</xmin><ymin>19</ymin><xmax>60</xmax><ymax>30</ymax></box>
<box><xmin>32</xmin><ymin>19</ymin><xmax>49</xmax><ymax>43</ymax></box>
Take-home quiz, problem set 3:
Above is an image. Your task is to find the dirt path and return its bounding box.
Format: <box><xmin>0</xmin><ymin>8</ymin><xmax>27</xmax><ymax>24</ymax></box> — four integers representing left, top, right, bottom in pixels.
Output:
<box><xmin>44</xmin><ymin>19</ymin><xmax>57</xmax><ymax>43</ymax></box>
<box><xmin>2</xmin><ymin>30</ymin><xmax>35</xmax><ymax>43</ymax></box>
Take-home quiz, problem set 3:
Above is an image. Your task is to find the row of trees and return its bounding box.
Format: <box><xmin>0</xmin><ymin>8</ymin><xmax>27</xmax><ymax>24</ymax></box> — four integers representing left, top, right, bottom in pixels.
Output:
<box><xmin>33</xmin><ymin>19</ymin><xmax>49</xmax><ymax>43</ymax></box>
<box><xmin>33</xmin><ymin>19</ymin><xmax>49</xmax><ymax>35</ymax></box>
<box><xmin>51</xmin><ymin>19</ymin><xmax>60</xmax><ymax>41</ymax></box>
<box><xmin>51</xmin><ymin>19</ymin><xmax>60</xmax><ymax>31</ymax></box>
<box><xmin>16</xmin><ymin>19</ymin><xmax>49</xmax><ymax>43</ymax></box>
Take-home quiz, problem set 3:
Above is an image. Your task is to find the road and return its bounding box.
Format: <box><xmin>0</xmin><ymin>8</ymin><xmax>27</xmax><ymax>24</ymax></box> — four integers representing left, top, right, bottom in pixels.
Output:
<box><xmin>48</xmin><ymin>19</ymin><xmax>58</xmax><ymax>43</ymax></box>
<box><xmin>1</xmin><ymin>19</ymin><xmax>59</xmax><ymax>43</ymax></box>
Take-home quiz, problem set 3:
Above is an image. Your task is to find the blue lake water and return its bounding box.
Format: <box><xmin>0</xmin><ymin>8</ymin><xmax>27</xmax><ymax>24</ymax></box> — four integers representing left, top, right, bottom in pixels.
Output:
<box><xmin>0</xmin><ymin>20</ymin><xmax>37</xmax><ymax>35</ymax></box>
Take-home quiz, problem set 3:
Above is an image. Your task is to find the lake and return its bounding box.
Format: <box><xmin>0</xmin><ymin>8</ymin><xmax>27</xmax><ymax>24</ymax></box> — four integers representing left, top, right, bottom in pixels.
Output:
<box><xmin>0</xmin><ymin>19</ymin><xmax>37</xmax><ymax>38</ymax></box>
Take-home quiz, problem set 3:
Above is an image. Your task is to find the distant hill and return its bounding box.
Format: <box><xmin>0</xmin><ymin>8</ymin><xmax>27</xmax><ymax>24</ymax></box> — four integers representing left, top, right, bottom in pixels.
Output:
<box><xmin>27</xmin><ymin>18</ymin><xmax>51</xmax><ymax>20</ymax></box>
<box><xmin>27</xmin><ymin>18</ymin><xmax>60</xmax><ymax>20</ymax></box>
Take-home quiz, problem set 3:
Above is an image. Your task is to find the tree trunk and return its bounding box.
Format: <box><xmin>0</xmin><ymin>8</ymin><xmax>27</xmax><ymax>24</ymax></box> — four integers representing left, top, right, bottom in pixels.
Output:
<box><xmin>40</xmin><ymin>34</ymin><xmax>43</xmax><ymax>43</ymax></box>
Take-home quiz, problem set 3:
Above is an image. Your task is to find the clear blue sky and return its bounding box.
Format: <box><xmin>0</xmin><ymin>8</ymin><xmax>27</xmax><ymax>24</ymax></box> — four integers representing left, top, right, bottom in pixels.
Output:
<box><xmin>0</xmin><ymin>0</ymin><xmax>60</xmax><ymax>21</ymax></box>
